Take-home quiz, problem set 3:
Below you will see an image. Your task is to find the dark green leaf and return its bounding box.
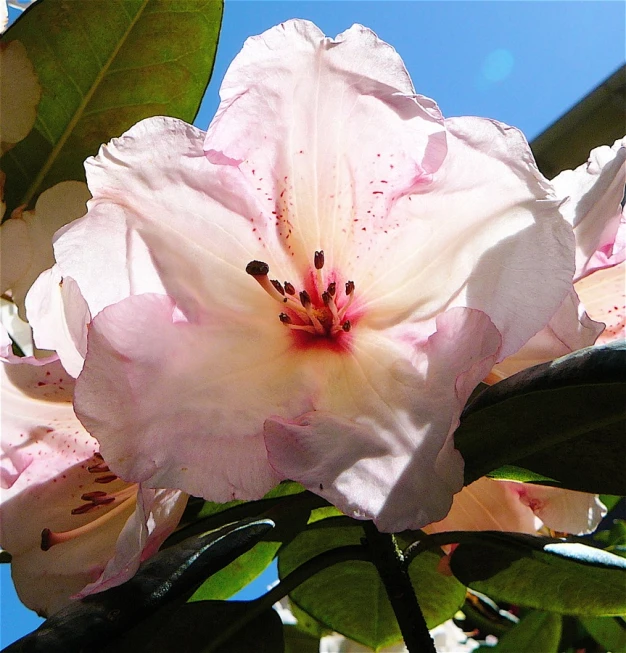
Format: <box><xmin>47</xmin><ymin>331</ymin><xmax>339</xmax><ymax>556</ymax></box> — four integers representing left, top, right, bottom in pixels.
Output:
<box><xmin>449</xmin><ymin>531</ymin><xmax>626</xmax><ymax>616</ymax></box>
<box><xmin>278</xmin><ymin>521</ymin><xmax>465</xmax><ymax>650</ymax></box>
<box><xmin>283</xmin><ymin>625</ymin><xmax>321</xmax><ymax>653</ymax></box>
<box><xmin>1</xmin><ymin>0</ymin><xmax>223</xmax><ymax>213</ymax></box>
<box><xmin>457</xmin><ymin>343</ymin><xmax>626</xmax><ymax>494</ymax></box>
<box><xmin>489</xmin><ymin>611</ymin><xmax>561</xmax><ymax>652</ymax></box>
<box><xmin>580</xmin><ymin>616</ymin><xmax>626</xmax><ymax>652</ymax></box>
<box><xmin>102</xmin><ymin>601</ymin><xmax>284</xmax><ymax>653</ymax></box>
<box><xmin>4</xmin><ymin>519</ymin><xmax>274</xmax><ymax>652</ymax></box>
<box><xmin>190</xmin><ymin>541</ymin><xmax>280</xmax><ymax>601</ymax></box>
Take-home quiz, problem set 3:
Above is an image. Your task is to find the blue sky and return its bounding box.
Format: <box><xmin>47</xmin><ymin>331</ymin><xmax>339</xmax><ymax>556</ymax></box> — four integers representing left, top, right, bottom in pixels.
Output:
<box><xmin>2</xmin><ymin>0</ymin><xmax>625</xmax><ymax>647</ymax></box>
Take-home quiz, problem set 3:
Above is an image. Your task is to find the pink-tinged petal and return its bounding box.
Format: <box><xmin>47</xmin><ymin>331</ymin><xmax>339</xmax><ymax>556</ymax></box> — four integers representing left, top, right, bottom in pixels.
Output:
<box><xmin>504</xmin><ymin>483</ymin><xmax>606</xmax><ymax>535</ymax></box>
<box><xmin>0</xmin><ymin>359</ymin><xmax>185</xmax><ymax>615</ymax></box>
<box><xmin>265</xmin><ymin>307</ymin><xmax>502</xmax><ymax>532</ymax></box>
<box><xmin>51</xmin><ymin>194</ymin><xmax>165</xmax><ymax>321</ymax></box>
<box><xmin>74</xmin><ymin>293</ymin><xmax>325</xmax><ymax>501</ymax></box>
<box><xmin>76</xmin><ymin>487</ymin><xmax>188</xmax><ymax>598</ymax></box>
<box><xmin>486</xmin><ymin>289</ymin><xmax>604</xmax><ymax>383</ymax></box>
<box><xmin>358</xmin><ymin>117</ymin><xmax>575</xmax><ymax>361</ymax></box>
<box><xmin>575</xmin><ymin>262</ymin><xmax>625</xmax><ymax>345</ymax></box>
<box><xmin>423</xmin><ymin>478</ymin><xmax>539</xmax><ymax>535</ymax></box>
<box><xmin>0</xmin><ymin>40</ymin><xmax>41</xmax><ymax>152</ymax></box>
<box><xmin>552</xmin><ymin>138</ymin><xmax>626</xmax><ymax>281</ymax></box>
<box><xmin>205</xmin><ymin>20</ymin><xmax>447</xmax><ymax>271</ymax></box>
<box><xmin>25</xmin><ymin>267</ymin><xmax>90</xmax><ymax>377</ymax></box>
<box><xmin>0</xmin><ymin>321</ymin><xmax>57</xmax><ymax>366</ymax></box>
<box><xmin>61</xmin><ymin>117</ymin><xmax>263</xmax><ymax>325</ymax></box>
<box><xmin>1</xmin><ymin>181</ymin><xmax>90</xmax><ymax>315</ymax></box>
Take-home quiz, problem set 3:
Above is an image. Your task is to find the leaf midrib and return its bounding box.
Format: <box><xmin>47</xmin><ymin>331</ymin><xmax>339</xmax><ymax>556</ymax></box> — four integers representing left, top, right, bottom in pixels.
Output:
<box><xmin>21</xmin><ymin>0</ymin><xmax>151</xmax><ymax>206</ymax></box>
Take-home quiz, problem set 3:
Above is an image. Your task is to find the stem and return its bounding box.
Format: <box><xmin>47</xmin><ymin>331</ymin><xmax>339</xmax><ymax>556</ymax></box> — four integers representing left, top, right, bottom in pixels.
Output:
<box><xmin>205</xmin><ymin>544</ymin><xmax>369</xmax><ymax>652</ymax></box>
<box><xmin>363</xmin><ymin>522</ymin><xmax>436</xmax><ymax>653</ymax></box>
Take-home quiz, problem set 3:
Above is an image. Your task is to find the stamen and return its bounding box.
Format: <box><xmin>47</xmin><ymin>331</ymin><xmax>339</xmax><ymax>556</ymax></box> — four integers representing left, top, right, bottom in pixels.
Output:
<box><xmin>246</xmin><ymin>260</ymin><xmax>270</xmax><ymax>277</ymax></box>
<box><xmin>287</xmin><ymin>324</ymin><xmax>318</xmax><ymax>334</ymax></box>
<box><xmin>87</xmin><ymin>462</ymin><xmax>110</xmax><ymax>474</ymax></box>
<box><xmin>41</xmin><ymin>495</ymin><xmax>135</xmax><ymax>551</ymax></box>
<box><xmin>81</xmin><ymin>491</ymin><xmax>108</xmax><ymax>501</ymax></box>
<box><xmin>300</xmin><ymin>290</ymin><xmax>325</xmax><ymax>334</ymax></box>
<box><xmin>299</xmin><ymin>290</ymin><xmax>312</xmax><ymax>308</ymax></box>
<box><xmin>71</xmin><ymin>497</ymin><xmax>115</xmax><ymax>514</ymax></box>
<box><xmin>342</xmin><ymin>321</ymin><xmax>352</xmax><ymax>332</ymax></box>
<box><xmin>279</xmin><ymin>313</ymin><xmax>292</xmax><ymax>324</ymax></box>
<box><xmin>271</xmin><ymin>279</ymin><xmax>285</xmax><ymax>296</ymax></box>
<box><xmin>284</xmin><ymin>282</ymin><xmax>296</xmax><ymax>296</ymax></box>
<box><xmin>314</xmin><ymin>250</ymin><xmax>325</xmax><ymax>290</ymax></box>
<box><xmin>246</xmin><ymin>260</ymin><xmax>309</xmax><ymax>314</ymax></box>
<box><xmin>94</xmin><ymin>474</ymin><xmax>118</xmax><ymax>484</ymax></box>
<box><xmin>338</xmin><ymin>281</ymin><xmax>356</xmax><ymax>319</ymax></box>
<box><xmin>327</xmin><ymin>282</ymin><xmax>336</xmax><ymax>297</ymax></box>
<box><xmin>323</xmin><ymin>291</ymin><xmax>340</xmax><ymax>323</ymax></box>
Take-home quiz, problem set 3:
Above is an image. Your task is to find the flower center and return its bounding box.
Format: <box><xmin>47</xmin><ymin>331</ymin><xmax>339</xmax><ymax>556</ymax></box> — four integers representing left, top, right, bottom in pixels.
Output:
<box><xmin>246</xmin><ymin>250</ymin><xmax>355</xmax><ymax>339</ymax></box>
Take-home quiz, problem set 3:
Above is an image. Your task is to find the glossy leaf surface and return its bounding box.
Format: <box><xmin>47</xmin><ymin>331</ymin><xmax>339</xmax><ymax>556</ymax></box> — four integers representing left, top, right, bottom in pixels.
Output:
<box><xmin>449</xmin><ymin>531</ymin><xmax>626</xmax><ymax>616</ymax></box>
<box><xmin>457</xmin><ymin>343</ymin><xmax>626</xmax><ymax>494</ymax></box>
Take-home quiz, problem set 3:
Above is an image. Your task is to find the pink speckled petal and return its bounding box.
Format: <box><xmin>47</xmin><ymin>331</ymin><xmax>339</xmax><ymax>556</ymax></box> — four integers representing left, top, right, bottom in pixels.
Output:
<box><xmin>358</xmin><ymin>117</ymin><xmax>575</xmax><ymax>361</ymax></box>
<box><xmin>265</xmin><ymin>307</ymin><xmax>502</xmax><ymax>532</ymax></box>
<box><xmin>204</xmin><ymin>20</ymin><xmax>446</xmax><ymax>275</ymax></box>
<box><xmin>0</xmin><ymin>360</ymin><xmax>184</xmax><ymax>616</ymax></box>
<box><xmin>76</xmin><ymin>487</ymin><xmax>187</xmax><ymax>598</ymax></box>
<box><xmin>575</xmin><ymin>262</ymin><xmax>625</xmax><ymax>345</ymax></box>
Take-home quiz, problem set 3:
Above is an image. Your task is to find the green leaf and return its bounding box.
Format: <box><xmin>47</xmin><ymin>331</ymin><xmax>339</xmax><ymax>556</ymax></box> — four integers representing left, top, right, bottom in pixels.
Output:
<box><xmin>449</xmin><ymin>531</ymin><xmax>626</xmax><ymax>616</ymax></box>
<box><xmin>4</xmin><ymin>519</ymin><xmax>274</xmax><ymax>652</ymax></box>
<box><xmin>580</xmin><ymin>616</ymin><xmax>626</xmax><ymax>652</ymax></box>
<box><xmin>104</xmin><ymin>601</ymin><xmax>284</xmax><ymax>653</ymax></box>
<box><xmin>486</xmin><ymin>465</ymin><xmax>557</xmax><ymax>484</ymax></box>
<box><xmin>489</xmin><ymin>611</ymin><xmax>562</xmax><ymax>652</ymax></box>
<box><xmin>277</xmin><ymin>521</ymin><xmax>465</xmax><ymax>650</ymax></box>
<box><xmin>456</xmin><ymin>343</ymin><xmax>626</xmax><ymax>494</ymax></box>
<box><xmin>1</xmin><ymin>0</ymin><xmax>223</xmax><ymax>214</ymax></box>
<box><xmin>190</xmin><ymin>541</ymin><xmax>280</xmax><ymax>601</ymax></box>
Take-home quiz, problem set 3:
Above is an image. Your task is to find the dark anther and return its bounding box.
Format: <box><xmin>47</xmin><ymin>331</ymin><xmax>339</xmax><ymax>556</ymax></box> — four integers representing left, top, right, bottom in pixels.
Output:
<box><xmin>87</xmin><ymin>462</ymin><xmax>110</xmax><ymax>473</ymax></box>
<box><xmin>314</xmin><ymin>250</ymin><xmax>325</xmax><ymax>270</ymax></box>
<box><xmin>327</xmin><ymin>282</ymin><xmax>336</xmax><ymax>297</ymax></box>
<box><xmin>71</xmin><ymin>503</ymin><xmax>99</xmax><ymax>515</ymax></box>
<box><xmin>284</xmin><ymin>282</ymin><xmax>296</xmax><ymax>295</ymax></box>
<box><xmin>345</xmin><ymin>280</ymin><xmax>355</xmax><ymax>296</ymax></box>
<box><xmin>94</xmin><ymin>474</ymin><xmax>119</xmax><ymax>484</ymax></box>
<box><xmin>322</xmin><ymin>291</ymin><xmax>331</xmax><ymax>306</ymax></box>
<box><xmin>81</xmin><ymin>491</ymin><xmax>108</xmax><ymax>501</ymax></box>
<box><xmin>342</xmin><ymin>321</ymin><xmax>352</xmax><ymax>332</ymax></box>
<box><xmin>279</xmin><ymin>313</ymin><xmax>292</xmax><ymax>324</ymax></box>
<box><xmin>246</xmin><ymin>260</ymin><xmax>270</xmax><ymax>276</ymax></box>
<box><xmin>299</xmin><ymin>290</ymin><xmax>312</xmax><ymax>308</ymax></box>
<box><xmin>271</xmin><ymin>279</ymin><xmax>285</xmax><ymax>295</ymax></box>
<box><xmin>41</xmin><ymin>529</ymin><xmax>52</xmax><ymax>552</ymax></box>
